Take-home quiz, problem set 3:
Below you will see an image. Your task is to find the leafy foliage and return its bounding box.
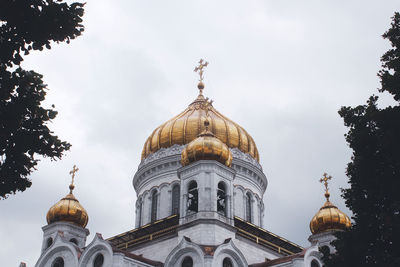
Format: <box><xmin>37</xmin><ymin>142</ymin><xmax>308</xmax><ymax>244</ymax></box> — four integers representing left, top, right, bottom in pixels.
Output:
<box><xmin>322</xmin><ymin>12</ymin><xmax>400</xmax><ymax>267</ymax></box>
<box><xmin>0</xmin><ymin>0</ymin><xmax>85</xmax><ymax>199</ymax></box>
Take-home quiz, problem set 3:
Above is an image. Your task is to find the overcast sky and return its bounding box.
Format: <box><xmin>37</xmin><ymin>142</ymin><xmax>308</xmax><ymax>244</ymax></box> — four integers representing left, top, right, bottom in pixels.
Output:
<box><xmin>1</xmin><ymin>1</ymin><xmax>399</xmax><ymax>266</ymax></box>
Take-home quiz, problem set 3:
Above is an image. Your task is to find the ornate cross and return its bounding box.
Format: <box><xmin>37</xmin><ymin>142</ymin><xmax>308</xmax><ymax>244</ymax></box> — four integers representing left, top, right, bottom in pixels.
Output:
<box><xmin>319</xmin><ymin>172</ymin><xmax>332</xmax><ymax>201</ymax></box>
<box><xmin>69</xmin><ymin>165</ymin><xmax>79</xmax><ymax>193</ymax></box>
<box><xmin>194</xmin><ymin>59</ymin><xmax>209</xmax><ymax>82</ymax></box>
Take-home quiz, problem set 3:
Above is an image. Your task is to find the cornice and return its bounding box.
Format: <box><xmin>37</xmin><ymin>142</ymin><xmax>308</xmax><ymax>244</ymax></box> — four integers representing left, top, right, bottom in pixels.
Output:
<box><xmin>178</xmin><ymin>160</ymin><xmax>236</xmax><ymax>180</ymax></box>
<box><xmin>133</xmin><ymin>145</ymin><xmax>267</xmax><ymax>194</ymax></box>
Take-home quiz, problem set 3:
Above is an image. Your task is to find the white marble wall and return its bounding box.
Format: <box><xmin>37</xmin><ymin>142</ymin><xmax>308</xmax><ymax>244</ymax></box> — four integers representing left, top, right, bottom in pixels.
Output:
<box><xmin>234</xmin><ymin>237</ymin><xmax>281</xmax><ymax>265</ymax></box>
<box><xmin>136</xmin><ymin>181</ymin><xmax>180</xmax><ymax>226</ymax></box>
<box><xmin>233</xmin><ymin>185</ymin><xmax>264</xmax><ymax>226</ymax></box>
<box><xmin>133</xmin><ymin>146</ymin><xmax>268</xmax><ymax>227</ymax></box>
<box><xmin>129</xmin><ymin>236</ymin><xmax>180</xmax><ymax>262</ymax></box>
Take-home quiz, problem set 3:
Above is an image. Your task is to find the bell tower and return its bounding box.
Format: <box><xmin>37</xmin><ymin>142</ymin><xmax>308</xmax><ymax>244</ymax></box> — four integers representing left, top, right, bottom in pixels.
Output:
<box><xmin>41</xmin><ymin>165</ymin><xmax>89</xmax><ymax>252</ymax></box>
<box><xmin>308</xmin><ymin>173</ymin><xmax>351</xmax><ymax>252</ymax></box>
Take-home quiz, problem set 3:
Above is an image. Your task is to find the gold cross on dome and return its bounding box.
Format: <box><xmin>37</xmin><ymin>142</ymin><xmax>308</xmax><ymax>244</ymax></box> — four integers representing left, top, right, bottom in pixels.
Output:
<box><xmin>69</xmin><ymin>165</ymin><xmax>79</xmax><ymax>193</ymax></box>
<box><xmin>194</xmin><ymin>59</ymin><xmax>209</xmax><ymax>82</ymax></box>
<box><xmin>319</xmin><ymin>172</ymin><xmax>332</xmax><ymax>201</ymax></box>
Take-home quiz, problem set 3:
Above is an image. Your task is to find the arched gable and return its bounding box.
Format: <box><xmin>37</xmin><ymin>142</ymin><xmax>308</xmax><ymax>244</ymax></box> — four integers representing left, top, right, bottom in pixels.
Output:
<box><xmin>164</xmin><ymin>237</ymin><xmax>204</xmax><ymax>267</ymax></box>
<box><xmin>213</xmin><ymin>239</ymin><xmax>248</xmax><ymax>267</ymax></box>
<box><xmin>35</xmin><ymin>233</ymin><xmax>79</xmax><ymax>267</ymax></box>
<box><xmin>304</xmin><ymin>246</ymin><xmax>323</xmax><ymax>267</ymax></box>
<box><xmin>79</xmin><ymin>233</ymin><xmax>113</xmax><ymax>267</ymax></box>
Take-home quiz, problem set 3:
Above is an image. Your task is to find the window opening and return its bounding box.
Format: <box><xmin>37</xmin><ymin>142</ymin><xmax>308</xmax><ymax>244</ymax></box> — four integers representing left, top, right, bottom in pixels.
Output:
<box><xmin>52</xmin><ymin>257</ymin><xmax>64</xmax><ymax>267</ymax></box>
<box><xmin>311</xmin><ymin>259</ymin><xmax>320</xmax><ymax>267</ymax></box>
<box><xmin>246</xmin><ymin>192</ymin><xmax>252</xmax><ymax>223</ymax></box>
<box><xmin>187</xmin><ymin>181</ymin><xmax>198</xmax><ymax>213</ymax></box>
<box><xmin>182</xmin><ymin>256</ymin><xmax>193</xmax><ymax>267</ymax></box>
<box><xmin>217</xmin><ymin>182</ymin><xmax>227</xmax><ymax>216</ymax></box>
<box><xmin>138</xmin><ymin>199</ymin><xmax>142</xmax><ymax>226</ymax></box>
<box><xmin>172</xmin><ymin>184</ymin><xmax>180</xmax><ymax>215</ymax></box>
<box><xmin>223</xmin><ymin>257</ymin><xmax>233</xmax><ymax>267</ymax></box>
<box><xmin>93</xmin><ymin>253</ymin><xmax>104</xmax><ymax>267</ymax></box>
<box><xmin>151</xmin><ymin>190</ymin><xmax>158</xmax><ymax>222</ymax></box>
<box><xmin>46</xmin><ymin>237</ymin><xmax>53</xmax><ymax>249</ymax></box>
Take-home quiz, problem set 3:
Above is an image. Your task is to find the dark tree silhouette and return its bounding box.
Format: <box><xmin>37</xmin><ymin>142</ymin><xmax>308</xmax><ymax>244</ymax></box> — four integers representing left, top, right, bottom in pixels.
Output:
<box><xmin>322</xmin><ymin>12</ymin><xmax>400</xmax><ymax>267</ymax></box>
<box><xmin>0</xmin><ymin>0</ymin><xmax>85</xmax><ymax>199</ymax></box>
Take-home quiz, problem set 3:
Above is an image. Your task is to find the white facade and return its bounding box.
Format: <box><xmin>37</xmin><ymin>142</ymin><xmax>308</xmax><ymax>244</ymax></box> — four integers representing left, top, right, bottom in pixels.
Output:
<box><xmin>31</xmin><ymin>142</ymin><xmax>336</xmax><ymax>267</ymax></box>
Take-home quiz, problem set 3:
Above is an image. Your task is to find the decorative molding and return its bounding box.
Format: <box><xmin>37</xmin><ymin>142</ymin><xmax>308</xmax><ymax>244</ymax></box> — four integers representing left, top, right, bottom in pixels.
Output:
<box><xmin>139</xmin><ymin>145</ymin><xmax>185</xmax><ymax>168</ymax></box>
<box><xmin>138</xmin><ymin>181</ymin><xmax>180</xmax><ymax>200</ymax></box>
<box><xmin>138</xmin><ymin>145</ymin><xmax>262</xmax><ymax>171</ymax></box>
<box><xmin>133</xmin><ymin>158</ymin><xmax>181</xmax><ymax>192</ymax></box>
<box><xmin>178</xmin><ymin>160</ymin><xmax>236</xmax><ymax>180</ymax></box>
<box><xmin>232</xmin><ymin>164</ymin><xmax>267</xmax><ymax>194</ymax></box>
<box><xmin>230</xmin><ymin>148</ymin><xmax>262</xmax><ymax>170</ymax></box>
<box><xmin>233</xmin><ymin>185</ymin><xmax>261</xmax><ymax>201</ymax></box>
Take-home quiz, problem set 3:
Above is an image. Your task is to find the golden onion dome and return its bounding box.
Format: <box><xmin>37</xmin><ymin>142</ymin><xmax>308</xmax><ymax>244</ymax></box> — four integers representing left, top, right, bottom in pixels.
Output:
<box><xmin>181</xmin><ymin>120</ymin><xmax>233</xmax><ymax>167</ymax></box>
<box><xmin>46</xmin><ymin>166</ymin><xmax>88</xmax><ymax>228</ymax></box>
<box><xmin>141</xmin><ymin>87</ymin><xmax>259</xmax><ymax>162</ymax></box>
<box><xmin>309</xmin><ymin>173</ymin><xmax>351</xmax><ymax>235</ymax></box>
<box><xmin>309</xmin><ymin>200</ymin><xmax>351</xmax><ymax>235</ymax></box>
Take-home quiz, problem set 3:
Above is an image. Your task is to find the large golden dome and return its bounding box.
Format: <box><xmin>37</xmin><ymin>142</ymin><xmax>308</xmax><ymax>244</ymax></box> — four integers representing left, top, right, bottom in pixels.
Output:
<box><xmin>141</xmin><ymin>92</ymin><xmax>259</xmax><ymax>161</ymax></box>
<box><xmin>309</xmin><ymin>173</ymin><xmax>351</xmax><ymax>235</ymax></box>
<box><xmin>181</xmin><ymin>121</ymin><xmax>233</xmax><ymax>167</ymax></box>
<box><xmin>46</xmin><ymin>166</ymin><xmax>88</xmax><ymax>228</ymax></box>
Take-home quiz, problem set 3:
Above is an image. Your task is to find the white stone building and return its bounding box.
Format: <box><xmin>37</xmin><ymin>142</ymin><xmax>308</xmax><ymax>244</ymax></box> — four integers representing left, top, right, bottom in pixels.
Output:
<box><xmin>30</xmin><ymin>71</ymin><xmax>351</xmax><ymax>267</ymax></box>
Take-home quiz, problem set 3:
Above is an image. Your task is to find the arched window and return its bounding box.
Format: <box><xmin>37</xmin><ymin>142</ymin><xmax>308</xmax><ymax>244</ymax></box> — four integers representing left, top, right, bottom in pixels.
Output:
<box><xmin>245</xmin><ymin>192</ymin><xmax>252</xmax><ymax>223</ymax></box>
<box><xmin>52</xmin><ymin>257</ymin><xmax>64</xmax><ymax>267</ymax></box>
<box><xmin>311</xmin><ymin>259</ymin><xmax>320</xmax><ymax>267</ymax></box>
<box><xmin>223</xmin><ymin>257</ymin><xmax>233</xmax><ymax>267</ymax></box>
<box><xmin>187</xmin><ymin>181</ymin><xmax>198</xmax><ymax>213</ymax></box>
<box><xmin>151</xmin><ymin>190</ymin><xmax>158</xmax><ymax>222</ymax></box>
<box><xmin>172</xmin><ymin>184</ymin><xmax>180</xmax><ymax>215</ymax></box>
<box><xmin>320</xmin><ymin>245</ymin><xmax>330</xmax><ymax>255</ymax></box>
<box><xmin>182</xmin><ymin>256</ymin><xmax>193</xmax><ymax>267</ymax></box>
<box><xmin>93</xmin><ymin>253</ymin><xmax>104</xmax><ymax>267</ymax></box>
<box><xmin>217</xmin><ymin>182</ymin><xmax>227</xmax><ymax>216</ymax></box>
<box><xmin>137</xmin><ymin>198</ymin><xmax>143</xmax><ymax>226</ymax></box>
<box><xmin>46</xmin><ymin>237</ymin><xmax>53</xmax><ymax>249</ymax></box>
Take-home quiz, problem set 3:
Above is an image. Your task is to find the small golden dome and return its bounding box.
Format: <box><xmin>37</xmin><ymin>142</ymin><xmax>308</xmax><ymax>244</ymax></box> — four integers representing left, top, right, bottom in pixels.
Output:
<box><xmin>141</xmin><ymin>92</ymin><xmax>259</xmax><ymax>162</ymax></box>
<box><xmin>309</xmin><ymin>200</ymin><xmax>351</xmax><ymax>235</ymax></box>
<box><xmin>46</xmin><ymin>165</ymin><xmax>88</xmax><ymax>228</ymax></box>
<box><xmin>46</xmin><ymin>192</ymin><xmax>89</xmax><ymax>228</ymax></box>
<box><xmin>181</xmin><ymin>121</ymin><xmax>233</xmax><ymax>167</ymax></box>
<box><xmin>309</xmin><ymin>173</ymin><xmax>351</xmax><ymax>235</ymax></box>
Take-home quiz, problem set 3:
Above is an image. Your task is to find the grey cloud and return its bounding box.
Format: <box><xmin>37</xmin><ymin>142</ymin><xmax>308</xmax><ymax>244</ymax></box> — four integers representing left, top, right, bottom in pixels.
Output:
<box><xmin>1</xmin><ymin>1</ymin><xmax>399</xmax><ymax>266</ymax></box>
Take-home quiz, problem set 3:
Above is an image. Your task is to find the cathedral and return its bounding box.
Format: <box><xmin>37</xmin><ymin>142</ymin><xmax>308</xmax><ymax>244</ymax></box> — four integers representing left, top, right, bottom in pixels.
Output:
<box><xmin>31</xmin><ymin>60</ymin><xmax>351</xmax><ymax>267</ymax></box>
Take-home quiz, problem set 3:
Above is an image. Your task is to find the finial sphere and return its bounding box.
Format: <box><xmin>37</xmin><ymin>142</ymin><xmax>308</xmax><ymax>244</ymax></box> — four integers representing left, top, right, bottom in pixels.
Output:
<box><xmin>198</xmin><ymin>81</ymin><xmax>205</xmax><ymax>90</ymax></box>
